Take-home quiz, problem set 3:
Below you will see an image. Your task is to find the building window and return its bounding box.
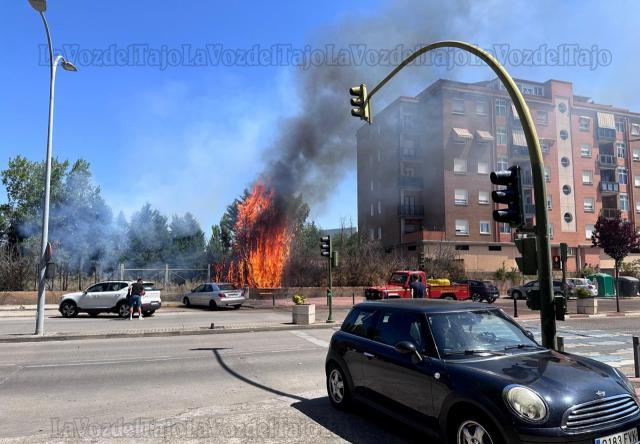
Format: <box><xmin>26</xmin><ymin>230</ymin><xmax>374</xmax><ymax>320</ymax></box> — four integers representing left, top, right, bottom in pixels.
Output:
<box><xmin>488</xmin><ymin>245</ymin><xmax>502</xmax><ymax>251</ymax></box>
<box><xmin>452</xmin><ymin>98</ymin><xmax>465</xmax><ymax>114</ymax></box>
<box><xmin>495</xmin><ymin>98</ymin><xmax>507</xmax><ymax>117</ymax></box>
<box><xmin>632</xmin><ymin>123</ymin><xmax>640</xmax><ymax>136</ymax></box>
<box><xmin>616</xmin><ymin>117</ymin><xmax>625</xmax><ymax>133</ymax></box>
<box><xmin>558</xmin><ymin>103</ymin><xmax>567</xmax><ymax>113</ymax></box>
<box><xmin>580</xmin><ymin>144</ymin><xmax>592</xmax><ymax>158</ymax></box>
<box><xmin>479</xmin><ymin>221</ymin><xmax>491</xmax><ymax>235</ymax></box>
<box><xmin>636</xmin><ymin>201</ymin><xmax>640</xmax><ymax>213</ymax></box>
<box><xmin>620</xmin><ymin>194</ymin><xmax>629</xmax><ymax>211</ymax></box>
<box><xmin>562</xmin><ymin>184</ymin><xmax>572</xmax><ymax>195</ymax></box>
<box><xmin>455</xmin><ymin>220</ymin><xmax>469</xmax><ymax>236</ymax></box>
<box><xmin>584</xmin><ymin>197</ymin><xmax>594</xmax><ymax>212</ymax></box>
<box><xmin>370</xmin><ymin>203</ymin><xmax>374</xmax><ymax>217</ymax></box>
<box><xmin>564</xmin><ymin>212</ymin><xmax>573</xmax><ymax>223</ymax></box>
<box><xmin>582</xmin><ymin>170</ymin><xmax>593</xmax><ymax>185</ymax></box>
<box><xmin>559</xmin><ymin>129</ymin><xmax>569</xmax><ymax>140</ymax></box>
<box><xmin>561</xmin><ymin>157</ymin><xmax>571</xmax><ymax>167</ymax></box>
<box><xmin>478</xmin><ymin>191</ymin><xmax>490</xmax><ymax>205</ymax></box>
<box><xmin>476</xmin><ymin>100</ymin><xmax>487</xmax><ymax>115</ymax></box>
<box><xmin>477</xmin><ymin>161</ymin><xmax>489</xmax><ymax>175</ymax></box>
<box><xmin>402</xmin><ymin>114</ymin><xmax>414</xmax><ymax>129</ymax></box>
<box><xmin>377</xmin><ymin>201</ymin><xmax>382</xmax><ymax>214</ymax></box>
<box><xmin>544</xmin><ymin>167</ymin><xmax>551</xmax><ymax>182</ymax></box>
<box><xmin>455</xmin><ymin>245</ymin><xmax>470</xmax><ymax>251</ymax></box>
<box><xmin>546</xmin><ymin>194</ymin><xmax>552</xmax><ymax>210</ymax></box>
<box><xmin>616</xmin><ymin>142</ymin><xmax>626</xmax><ymax>158</ymax></box>
<box><xmin>496</xmin><ymin>157</ymin><xmax>508</xmax><ymax>171</ymax></box>
<box><xmin>369</xmin><ymin>228</ymin><xmax>375</xmax><ymax>240</ymax></box>
<box><xmin>499</xmin><ymin>223</ymin><xmax>511</xmax><ymax>234</ymax></box>
<box><xmin>454</xmin><ymin>189</ymin><xmax>468</xmax><ymax>205</ymax></box>
<box><xmin>618</xmin><ymin>168</ymin><xmax>628</xmax><ymax>184</ymax></box>
<box><xmin>495</xmin><ymin>127</ymin><xmax>507</xmax><ymax>145</ymax></box>
<box><xmin>540</xmin><ymin>140</ymin><xmax>550</xmax><ymax>153</ymax></box>
<box><xmin>579</xmin><ymin>117</ymin><xmax>590</xmax><ymax>131</ymax></box>
<box><xmin>635</xmin><ymin>176</ymin><xmax>640</xmax><ymax>188</ymax></box>
<box><xmin>634</xmin><ymin>149</ymin><xmax>640</xmax><ymax>161</ymax></box>
<box><xmin>453</xmin><ymin>158</ymin><xmax>467</xmax><ymax>174</ymax></box>
<box><xmin>549</xmin><ymin>223</ymin><xmax>554</xmax><ymax>239</ymax></box>
<box><xmin>536</xmin><ymin>110</ymin><xmax>548</xmax><ymax>125</ymax></box>
<box><xmin>585</xmin><ymin>224</ymin><xmax>595</xmax><ymax>240</ymax></box>
<box><xmin>370</xmin><ymin>180</ymin><xmax>374</xmax><ymax>192</ymax></box>
<box><xmin>402</xmin><ymin>165</ymin><xmax>415</xmax><ymax>177</ymax></box>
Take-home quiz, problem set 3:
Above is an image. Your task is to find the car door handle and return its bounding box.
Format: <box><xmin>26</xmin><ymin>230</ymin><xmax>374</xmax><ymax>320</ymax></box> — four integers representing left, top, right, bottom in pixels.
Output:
<box><xmin>363</xmin><ymin>352</ymin><xmax>375</xmax><ymax>360</ymax></box>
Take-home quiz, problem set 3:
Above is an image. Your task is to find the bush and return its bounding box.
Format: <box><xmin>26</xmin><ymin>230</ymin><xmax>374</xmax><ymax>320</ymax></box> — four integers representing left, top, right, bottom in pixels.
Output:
<box><xmin>292</xmin><ymin>294</ymin><xmax>306</xmax><ymax>305</ymax></box>
<box><xmin>576</xmin><ymin>287</ymin><xmax>592</xmax><ymax>299</ymax></box>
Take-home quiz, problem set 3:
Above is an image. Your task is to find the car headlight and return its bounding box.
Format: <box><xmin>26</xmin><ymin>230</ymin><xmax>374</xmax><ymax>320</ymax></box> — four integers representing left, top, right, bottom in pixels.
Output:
<box><xmin>504</xmin><ymin>385</ymin><xmax>548</xmax><ymax>423</ymax></box>
<box><xmin>614</xmin><ymin>368</ymin><xmax>638</xmax><ymax>399</ymax></box>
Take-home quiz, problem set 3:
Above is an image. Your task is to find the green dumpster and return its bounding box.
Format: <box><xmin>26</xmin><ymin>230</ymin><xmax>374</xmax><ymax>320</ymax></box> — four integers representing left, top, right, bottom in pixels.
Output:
<box><xmin>587</xmin><ymin>273</ymin><xmax>615</xmax><ymax>297</ymax></box>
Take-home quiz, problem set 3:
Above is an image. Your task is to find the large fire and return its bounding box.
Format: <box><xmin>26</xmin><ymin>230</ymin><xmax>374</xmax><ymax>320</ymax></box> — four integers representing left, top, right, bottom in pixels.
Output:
<box><xmin>227</xmin><ymin>182</ymin><xmax>291</xmax><ymax>288</ymax></box>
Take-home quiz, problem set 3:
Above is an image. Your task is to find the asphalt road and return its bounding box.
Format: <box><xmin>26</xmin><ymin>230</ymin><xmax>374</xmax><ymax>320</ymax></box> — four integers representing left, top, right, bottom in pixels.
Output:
<box><xmin>0</xmin><ymin>329</ymin><xmax>418</xmax><ymax>443</ymax></box>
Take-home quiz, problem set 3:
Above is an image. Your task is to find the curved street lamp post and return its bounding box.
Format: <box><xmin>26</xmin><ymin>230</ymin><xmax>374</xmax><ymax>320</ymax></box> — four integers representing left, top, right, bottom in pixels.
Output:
<box><xmin>28</xmin><ymin>0</ymin><xmax>78</xmax><ymax>335</ymax></box>
<box><xmin>352</xmin><ymin>41</ymin><xmax>557</xmax><ymax>349</ymax></box>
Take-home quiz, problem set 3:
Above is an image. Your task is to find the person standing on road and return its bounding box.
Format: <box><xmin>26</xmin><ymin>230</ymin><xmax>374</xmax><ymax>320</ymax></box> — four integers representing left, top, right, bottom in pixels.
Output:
<box><xmin>410</xmin><ymin>274</ymin><xmax>426</xmax><ymax>299</ymax></box>
<box><xmin>129</xmin><ymin>278</ymin><xmax>145</xmax><ymax>320</ymax></box>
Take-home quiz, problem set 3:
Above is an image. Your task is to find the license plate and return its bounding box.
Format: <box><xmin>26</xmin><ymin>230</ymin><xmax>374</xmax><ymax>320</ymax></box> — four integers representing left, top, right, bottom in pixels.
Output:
<box><xmin>595</xmin><ymin>427</ymin><xmax>639</xmax><ymax>444</ymax></box>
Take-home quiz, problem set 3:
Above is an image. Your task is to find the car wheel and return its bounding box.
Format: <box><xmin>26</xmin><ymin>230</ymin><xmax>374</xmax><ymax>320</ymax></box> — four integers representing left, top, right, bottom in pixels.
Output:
<box><xmin>443</xmin><ymin>295</ymin><xmax>455</xmax><ymax>301</ymax></box>
<box><xmin>209</xmin><ymin>300</ymin><xmax>218</xmax><ymax>310</ymax></box>
<box><xmin>471</xmin><ymin>293</ymin><xmax>481</xmax><ymax>302</ymax></box>
<box><xmin>488</xmin><ymin>297</ymin><xmax>496</xmax><ymax>304</ymax></box>
<box><xmin>88</xmin><ymin>311</ymin><xmax>99</xmax><ymax>317</ymax></box>
<box><xmin>117</xmin><ymin>302</ymin><xmax>130</xmax><ymax>318</ymax></box>
<box><xmin>454</xmin><ymin>417</ymin><xmax>503</xmax><ymax>444</ymax></box>
<box><xmin>60</xmin><ymin>300</ymin><xmax>79</xmax><ymax>318</ymax></box>
<box><xmin>512</xmin><ymin>290</ymin><xmax>522</xmax><ymax>300</ymax></box>
<box><xmin>326</xmin><ymin>363</ymin><xmax>352</xmax><ymax>410</ymax></box>
<box><xmin>233</xmin><ymin>304</ymin><xmax>241</xmax><ymax>310</ymax></box>
<box><xmin>183</xmin><ymin>297</ymin><xmax>191</xmax><ymax>307</ymax></box>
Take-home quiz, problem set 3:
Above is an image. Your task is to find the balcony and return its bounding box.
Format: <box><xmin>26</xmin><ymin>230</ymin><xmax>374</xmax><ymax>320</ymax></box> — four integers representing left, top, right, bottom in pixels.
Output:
<box><xmin>601</xmin><ymin>208</ymin><xmax>622</xmax><ymax>219</ymax></box>
<box><xmin>597</xmin><ymin>127</ymin><xmax>616</xmax><ymax>141</ymax></box>
<box><xmin>598</xmin><ymin>154</ymin><xmax>617</xmax><ymax>168</ymax></box>
<box><xmin>524</xmin><ymin>203</ymin><xmax>535</xmax><ymax>215</ymax></box>
<box><xmin>398</xmin><ymin>176</ymin><xmax>424</xmax><ymax>188</ymax></box>
<box><xmin>510</xmin><ymin>146</ymin><xmax>529</xmax><ymax>159</ymax></box>
<box><xmin>599</xmin><ymin>181</ymin><xmax>620</xmax><ymax>194</ymax></box>
<box><xmin>521</xmin><ymin>175</ymin><xmax>533</xmax><ymax>187</ymax></box>
<box><xmin>398</xmin><ymin>204</ymin><xmax>425</xmax><ymax>217</ymax></box>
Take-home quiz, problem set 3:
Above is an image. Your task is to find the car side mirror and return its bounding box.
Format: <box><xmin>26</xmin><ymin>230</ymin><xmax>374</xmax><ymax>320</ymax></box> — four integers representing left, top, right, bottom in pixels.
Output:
<box><xmin>395</xmin><ymin>341</ymin><xmax>423</xmax><ymax>362</ymax></box>
<box><xmin>524</xmin><ymin>330</ymin><xmax>535</xmax><ymax>341</ymax></box>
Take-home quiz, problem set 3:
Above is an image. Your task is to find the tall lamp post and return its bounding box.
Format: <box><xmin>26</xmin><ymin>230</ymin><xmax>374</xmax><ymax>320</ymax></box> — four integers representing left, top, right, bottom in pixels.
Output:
<box><xmin>28</xmin><ymin>0</ymin><xmax>78</xmax><ymax>335</ymax></box>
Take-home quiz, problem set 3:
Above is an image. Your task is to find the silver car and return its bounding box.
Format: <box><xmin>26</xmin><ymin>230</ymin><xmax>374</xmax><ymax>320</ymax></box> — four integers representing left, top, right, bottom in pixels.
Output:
<box><xmin>507</xmin><ymin>280</ymin><xmax>574</xmax><ymax>300</ymax></box>
<box><xmin>181</xmin><ymin>283</ymin><xmax>245</xmax><ymax>309</ymax></box>
<box><xmin>566</xmin><ymin>277</ymin><xmax>598</xmax><ymax>297</ymax></box>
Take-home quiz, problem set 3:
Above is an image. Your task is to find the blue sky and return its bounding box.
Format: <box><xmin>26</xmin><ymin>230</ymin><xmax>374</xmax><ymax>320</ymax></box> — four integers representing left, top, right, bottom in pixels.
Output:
<box><xmin>2</xmin><ymin>1</ymin><xmax>640</xmax><ymax>235</ymax></box>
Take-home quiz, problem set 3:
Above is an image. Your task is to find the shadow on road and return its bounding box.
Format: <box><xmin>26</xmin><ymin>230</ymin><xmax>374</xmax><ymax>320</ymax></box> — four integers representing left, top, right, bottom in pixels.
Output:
<box><xmin>192</xmin><ymin>347</ymin><xmax>430</xmax><ymax>443</ymax></box>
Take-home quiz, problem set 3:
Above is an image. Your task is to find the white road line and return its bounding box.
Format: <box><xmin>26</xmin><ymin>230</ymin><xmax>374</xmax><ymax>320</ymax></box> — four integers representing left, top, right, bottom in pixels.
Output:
<box><xmin>289</xmin><ymin>330</ymin><xmax>330</xmax><ymax>348</ymax></box>
<box><xmin>0</xmin><ymin>366</ymin><xmax>23</xmax><ymax>385</ymax></box>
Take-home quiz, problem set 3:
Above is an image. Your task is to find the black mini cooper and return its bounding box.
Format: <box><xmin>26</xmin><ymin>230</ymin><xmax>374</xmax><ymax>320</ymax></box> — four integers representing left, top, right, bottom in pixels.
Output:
<box><xmin>325</xmin><ymin>300</ymin><xmax>640</xmax><ymax>444</ymax></box>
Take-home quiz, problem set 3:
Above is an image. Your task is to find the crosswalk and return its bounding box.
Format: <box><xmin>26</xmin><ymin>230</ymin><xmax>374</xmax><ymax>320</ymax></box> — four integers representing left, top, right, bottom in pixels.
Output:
<box><xmin>520</xmin><ymin>320</ymin><xmax>637</xmax><ymax>375</ymax></box>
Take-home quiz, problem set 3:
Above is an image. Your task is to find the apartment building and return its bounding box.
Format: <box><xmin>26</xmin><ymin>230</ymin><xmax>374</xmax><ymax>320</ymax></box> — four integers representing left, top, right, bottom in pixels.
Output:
<box><xmin>356</xmin><ymin>78</ymin><xmax>640</xmax><ymax>273</ymax></box>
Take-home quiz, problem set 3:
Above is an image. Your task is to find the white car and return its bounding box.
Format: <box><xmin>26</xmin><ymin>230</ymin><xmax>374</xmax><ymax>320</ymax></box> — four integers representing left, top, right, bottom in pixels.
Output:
<box><xmin>181</xmin><ymin>283</ymin><xmax>245</xmax><ymax>309</ymax></box>
<box><xmin>566</xmin><ymin>278</ymin><xmax>598</xmax><ymax>297</ymax></box>
<box><xmin>58</xmin><ymin>281</ymin><xmax>162</xmax><ymax>318</ymax></box>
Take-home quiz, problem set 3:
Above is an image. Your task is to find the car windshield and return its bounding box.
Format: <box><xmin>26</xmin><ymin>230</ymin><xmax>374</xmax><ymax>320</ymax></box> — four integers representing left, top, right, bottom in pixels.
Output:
<box><xmin>571</xmin><ymin>279</ymin><xmax>589</xmax><ymax>285</ymax></box>
<box><xmin>428</xmin><ymin>310</ymin><xmax>540</xmax><ymax>359</ymax></box>
<box><xmin>389</xmin><ymin>273</ymin><xmax>407</xmax><ymax>285</ymax></box>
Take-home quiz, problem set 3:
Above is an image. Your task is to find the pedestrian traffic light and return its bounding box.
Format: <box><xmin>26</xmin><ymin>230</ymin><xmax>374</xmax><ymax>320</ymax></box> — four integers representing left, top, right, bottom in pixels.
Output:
<box><xmin>320</xmin><ymin>235</ymin><xmax>332</xmax><ymax>258</ymax></box>
<box><xmin>552</xmin><ymin>255</ymin><xmax>561</xmax><ymax>270</ymax></box>
<box><xmin>514</xmin><ymin>236</ymin><xmax>537</xmax><ymax>275</ymax></box>
<box><xmin>490</xmin><ymin>165</ymin><xmax>524</xmax><ymax>228</ymax></box>
<box><xmin>349</xmin><ymin>84</ymin><xmax>371</xmax><ymax>123</ymax></box>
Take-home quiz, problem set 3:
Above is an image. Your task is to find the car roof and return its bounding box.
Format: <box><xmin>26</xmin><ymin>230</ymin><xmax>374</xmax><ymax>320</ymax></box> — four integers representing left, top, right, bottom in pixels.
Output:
<box><xmin>354</xmin><ymin>299</ymin><xmax>497</xmax><ymax>314</ymax></box>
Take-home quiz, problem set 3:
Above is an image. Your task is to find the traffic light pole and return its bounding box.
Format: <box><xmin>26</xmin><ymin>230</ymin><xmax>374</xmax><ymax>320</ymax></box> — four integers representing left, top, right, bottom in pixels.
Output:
<box><xmin>360</xmin><ymin>40</ymin><xmax>557</xmax><ymax>349</ymax></box>
<box><xmin>327</xmin><ymin>254</ymin><xmax>334</xmax><ymax>323</ymax></box>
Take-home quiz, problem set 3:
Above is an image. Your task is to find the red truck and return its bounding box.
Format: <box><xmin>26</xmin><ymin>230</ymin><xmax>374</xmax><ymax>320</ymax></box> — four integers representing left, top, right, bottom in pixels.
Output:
<box><xmin>364</xmin><ymin>270</ymin><xmax>470</xmax><ymax>301</ymax></box>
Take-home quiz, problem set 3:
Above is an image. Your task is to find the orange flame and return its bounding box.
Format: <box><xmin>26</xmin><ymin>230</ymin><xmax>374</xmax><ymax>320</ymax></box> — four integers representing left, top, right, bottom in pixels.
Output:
<box><xmin>230</xmin><ymin>182</ymin><xmax>291</xmax><ymax>288</ymax></box>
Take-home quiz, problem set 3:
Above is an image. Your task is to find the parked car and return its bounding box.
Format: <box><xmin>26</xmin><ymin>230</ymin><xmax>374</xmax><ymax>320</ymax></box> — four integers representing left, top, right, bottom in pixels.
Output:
<box><xmin>325</xmin><ymin>299</ymin><xmax>640</xmax><ymax>443</ymax></box>
<box><xmin>567</xmin><ymin>277</ymin><xmax>598</xmax><ymax>297</ymax></box>
<box><xmin>181</xmin><ymin>283</ymin><xmax>245</xmax><ymax>309</ymax></box>
<box><xmin>58</xmin><ymin>281</ymin><xmax>162</xmax><ymax>318</ymax></box>
<box><xmin>508</xmin><ymin>280</ymin><xmax>574</xmax><ymax>300</ymax></box>
<box><xmin>457</xmin><ymin>279</ymin><xmax>499</xmax><ymax>303</ymax></box>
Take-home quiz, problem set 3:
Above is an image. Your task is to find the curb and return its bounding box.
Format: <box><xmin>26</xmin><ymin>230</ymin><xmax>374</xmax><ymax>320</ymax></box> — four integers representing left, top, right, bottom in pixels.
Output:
<box><xmin>565</xmin><ymin>312</ymin><xmax>640</xmax><ymax>319</ymax></box>
<box><xmin>0</xmin><ymin>322</ymin><xmax>341</xmax><ymax>344</ymax></box>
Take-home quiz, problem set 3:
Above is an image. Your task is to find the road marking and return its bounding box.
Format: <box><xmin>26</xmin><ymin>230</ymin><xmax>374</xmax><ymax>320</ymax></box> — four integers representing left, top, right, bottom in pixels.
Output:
<box><xmin>0</xmin><ymin>366</ymin><xmax>23</xmax><ymax>386</ymax></box>
<box><xmin>289</xmin><ymin>330</ymin><xmax>330</xmax><ymax>348</ymax></box>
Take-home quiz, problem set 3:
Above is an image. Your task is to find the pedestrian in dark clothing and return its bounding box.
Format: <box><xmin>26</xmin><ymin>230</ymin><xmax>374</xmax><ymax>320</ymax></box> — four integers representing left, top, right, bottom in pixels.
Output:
<box><xmin>129</xmin><ymin>278</ymin><xmax>145</xmax><ymax>320</ymax></box>
<box><xmin>410</xmin><ymin>275</ymin><xmax>426</xmax><ymax>299</ymax></box>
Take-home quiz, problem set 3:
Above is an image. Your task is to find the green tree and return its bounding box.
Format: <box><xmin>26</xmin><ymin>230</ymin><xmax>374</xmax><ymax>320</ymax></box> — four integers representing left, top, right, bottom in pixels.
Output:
<box><xmin>126</xmin><ymin>204</ymin><xmax>172</xmax><ymax>267</ymax></box>
<box><xmin>169</xmin><ymin>212</ymin><xmax>205</xmax><ymax>269</ymax></box>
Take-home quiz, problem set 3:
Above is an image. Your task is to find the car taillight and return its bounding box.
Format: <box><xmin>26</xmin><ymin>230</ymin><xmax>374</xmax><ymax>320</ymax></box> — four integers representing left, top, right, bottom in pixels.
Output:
<box><xmin>219</xmin><ymin>292</ymin><xmax>226</xmax><ymax>298</ymax></box>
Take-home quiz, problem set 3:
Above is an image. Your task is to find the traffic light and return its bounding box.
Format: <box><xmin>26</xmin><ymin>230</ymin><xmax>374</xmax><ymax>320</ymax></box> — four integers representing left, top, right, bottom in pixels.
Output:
<box><xmin>320</xmin><ymin>235</ymin><xmax>332</xmax><ymax>258</ymax></box>
<box><xmin>552</xmin><ymin>255</ymin><xmax>561</xmax><ymax>270</ymax></box>
<box><xmin>349</xmin><ymin>84</ymin><xmax>371</xmax><ymax>123</ymax></box>
<box><xmin>490</xmin><ymin>165</ymin><xmax>524</xmax><ymax>228</ymax></box>
<box><xmin>514</xmin><ymin>236</ymin><xmax>537</xmax><ymax>275</ymax></box>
